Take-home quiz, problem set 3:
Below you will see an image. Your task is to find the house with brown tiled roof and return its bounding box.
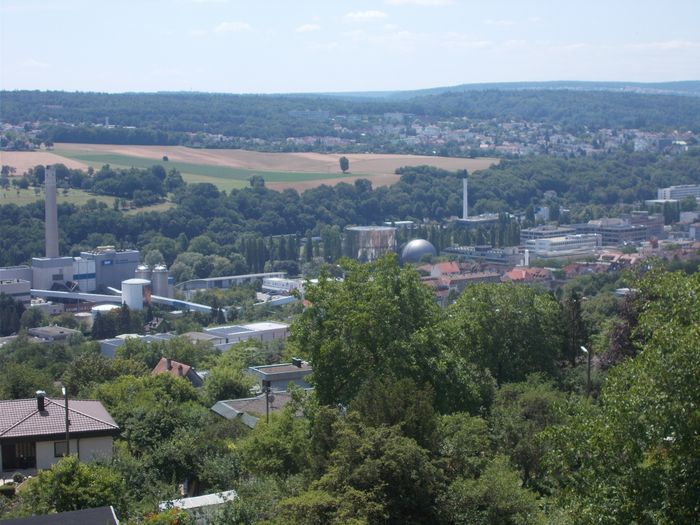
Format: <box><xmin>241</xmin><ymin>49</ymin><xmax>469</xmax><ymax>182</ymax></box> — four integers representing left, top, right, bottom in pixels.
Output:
<box><xmin>502</xmin><ymin>267</ymin><xmax>553</xmax><ymax>288</ymax></box>
<box><xmin>430</xmin><ymin>262</ymin><xmax>461</xmax><ymax>278</ymax></box>
<box><xmin>152</xmin><ymin>357</ymin><xmax>204</xmax><ymax>387</ymax></box>
<box><xmin>0</xmin><ymin>392</ymin><xmax>119</xmax><ymax>473</ymax></box>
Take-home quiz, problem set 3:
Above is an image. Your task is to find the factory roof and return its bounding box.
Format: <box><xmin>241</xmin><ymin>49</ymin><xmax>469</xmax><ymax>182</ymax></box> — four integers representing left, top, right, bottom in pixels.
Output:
<box><xmin>27</xmin><ymin>325</ymin><xmax>80</xmax><ymax>341</ymax></box>
<box><xmin>345</xmin><ymin>225</ymin><xmax>396</xmax><ymax>231</ymax></box>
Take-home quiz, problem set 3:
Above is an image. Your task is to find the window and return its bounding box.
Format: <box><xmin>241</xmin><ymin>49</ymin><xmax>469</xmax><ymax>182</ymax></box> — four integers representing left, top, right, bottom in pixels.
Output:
<box><xmin>54</xmin><ymin>440</ymin><xmax>68</xmax><ymax>457</ymax></box>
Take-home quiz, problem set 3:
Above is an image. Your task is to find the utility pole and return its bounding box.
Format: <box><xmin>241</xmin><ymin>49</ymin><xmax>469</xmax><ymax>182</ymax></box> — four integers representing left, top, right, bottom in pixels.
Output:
<box><xmin>62</xmin><ymin>387</ymin><xmax>70</xmax><ymax>455</ymax></box>
<box><xmin>581</xmin><ymin>346</ymin><xmax>591</xmax><ymax>397</ymax></box>
<box><xmin>263</xmin><ymin>380</ymin><xmax>271</xmax><ymax>423</ymax></box>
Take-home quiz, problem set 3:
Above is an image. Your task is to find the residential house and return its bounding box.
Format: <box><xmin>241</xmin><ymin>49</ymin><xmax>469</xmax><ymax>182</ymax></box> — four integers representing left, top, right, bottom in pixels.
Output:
<box><xmin>248</xmin><ymin>360</ymin><xmax>312</xmax><ymax>391</ymax></box>
<box><xmin>0</xmin><ymin>392</ymin><xmax>119</xmax><ymax>474</ymax></box>
<box><xmin>502</xmin><ymin>267</ymin><xmax>553</xmax><ymax>288</ymax></box>
<box><xmin>152</xmin><ymin>357</ymin><xmax>204</xmax><ymax>388</ymax></box>
<box><xmin>212</xmin><ymin>391</ymin><xmax>296</xmax><ymax>428</ymax></box>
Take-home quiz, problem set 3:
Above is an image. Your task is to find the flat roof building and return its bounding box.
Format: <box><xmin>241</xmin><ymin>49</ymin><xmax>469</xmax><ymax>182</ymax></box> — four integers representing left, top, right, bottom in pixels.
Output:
<box><xmin>520</xmin><ymin>225</ymin><xmax>576</xmax><ymax>242</ymax></box>
<box><xmin>0</xmin><ymin>279</ymin><xmax>31</xmax><ymax>303</ymax></box>
<box><xmin>80</xmin><ymin>247</ymin><xmax>140</xmax><ymax>291</ymax></box>
<box><xmin>203</xmin><ymin>322</ymin><xmax>290</xmax><ymax>351</ymax></box>
<box><xmin>248</xmin><ymin>360</ymin><xmax>313</xmax><ymax>391</ymax></box>
<box><xmin>526</xmin><ymin>234</ymin><xmax>601</xmax><ymax>259</ymax></box>
<box><xmin>657</xmin><ymin>184</ymin><xmax>700</xmax><ymax>200</ymax></box>
<box><xmin>573</xmin><ymin>219</ymin><xmax>648</xmax><ymax>246</ymax></box>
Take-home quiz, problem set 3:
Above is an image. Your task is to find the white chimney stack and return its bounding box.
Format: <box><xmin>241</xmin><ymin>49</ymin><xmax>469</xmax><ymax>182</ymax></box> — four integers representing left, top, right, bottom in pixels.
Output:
<box><xmin>44</xmin><ymin>165</ymin><xmax>59</xmax><ymax>258</ymax></box>
<box><xmin>462</xmin><ymin>175</ymin><xmax>469</xmax><ymax>220</ymax></box>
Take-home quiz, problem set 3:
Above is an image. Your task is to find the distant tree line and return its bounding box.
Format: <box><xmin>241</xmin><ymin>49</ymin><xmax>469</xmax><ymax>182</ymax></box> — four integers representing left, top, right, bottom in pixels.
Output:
<box><xmin>2</xmin><ymin>89</ymin><xmax>700</xmax><ymax>149</ymax></box>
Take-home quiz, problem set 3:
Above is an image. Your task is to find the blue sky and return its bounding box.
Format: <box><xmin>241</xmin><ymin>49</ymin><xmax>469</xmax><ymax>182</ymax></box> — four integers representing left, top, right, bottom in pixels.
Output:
<box><xmin>1</xmin><ymin>0</ymin><xmax>698</xmax><ymax>93</ymax></box>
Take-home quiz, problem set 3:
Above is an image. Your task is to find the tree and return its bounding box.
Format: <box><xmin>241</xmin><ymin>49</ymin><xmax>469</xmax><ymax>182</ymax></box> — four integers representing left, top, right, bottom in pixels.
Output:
<box><xmin>19</xmin><ymin>307</ymin><xmax>49</xmax><ymax>330</ymax></box>
<box><xmin>339</xmin><ymin>156</ymin><xmax>349</xmax><ymax>174</ymax></box>
<box><xmin>289</xmin><ymin>255</ymin><xmax>439</xmax><ymax>406</ymax></box>
<box><xmin>0</xmin><ymin>292</ymin><xmax>25</xmax><ymax>336</ymax></box>
<box><xmin>437</xmin><ymin>456</ymin><xmax>544</xmax><ymax>525</ymax></box>
<box><xmin>12</xmin><ymin>456</ymin><xmax>128</xmax><ymax>517</ymax></box>
<box><xmin>444</xmin><ymin>283</ymin><xmax>563</xmax><ymax>384</ymax></box>
<box><xmin>543</xmin><ymin>270</ymin><xmax>700</xmax><ymax>524</ymax></box>
<box><xmin>202</xmin><ymin>365</ymin><xmax>254</xmax><ymax>406</ymax></box>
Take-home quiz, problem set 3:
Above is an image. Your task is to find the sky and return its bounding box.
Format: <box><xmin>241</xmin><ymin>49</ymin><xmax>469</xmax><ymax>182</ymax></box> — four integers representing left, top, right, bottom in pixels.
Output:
<box><xmin>1</xmin><ymin>0</ymin><xmax>699</xmax><ymax>94</ymax></box>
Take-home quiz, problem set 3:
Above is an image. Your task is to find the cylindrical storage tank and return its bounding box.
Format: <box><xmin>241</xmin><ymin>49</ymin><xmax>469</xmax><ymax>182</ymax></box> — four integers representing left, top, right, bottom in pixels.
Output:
<box><xmin>121</xmin><ymin>278</ymin><xmax>151</xmax><ymax>310</ymax></box>
<box><xmin>74</xmin><ymin>312</ymin><xmax>93</xmax><ymax>330</ymax></box>
<box><xmin>91</xmin><ymin>303</ymin><xmax>121</xmax><ymax>322</ymax></box>
<box><xmin>151</xmin><ymin>265</ymin><xmax>169</xmax><ymax>298</ymax></box>
<box><xmin>343</xmin><ymin>226</ymin><xmax>397</xmax><ymax>262</ymax></box>
<box><xmin>135</xmin><ymin>264</ymin><xmax>152</xmax><ymax>281</ymax></box>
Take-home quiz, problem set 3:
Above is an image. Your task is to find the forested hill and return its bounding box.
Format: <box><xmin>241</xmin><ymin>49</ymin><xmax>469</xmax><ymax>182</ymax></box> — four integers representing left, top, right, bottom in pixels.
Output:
<box><xmin>2</xmin><ymin>86</ymin><xmax>700</xmax><ymax>138</ymax></box>
<box><xmin>326</xmin><ymin>80</ymin><xmax>700</xmax><ymax>99</ymax></box>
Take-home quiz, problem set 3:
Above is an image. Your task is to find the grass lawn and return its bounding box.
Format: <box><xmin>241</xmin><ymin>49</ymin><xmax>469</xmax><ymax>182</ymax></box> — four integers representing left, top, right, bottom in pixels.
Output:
<box><xmin>0</xmin><ymin>187</ymin><xmax>115</xmax><ymax>207</ymax></box>
<box><xmin>0</xmin><ymin>187</ymin><xmax>174</xmax><ymax>214</ymax></box>
<box><xmin>54</xmin><ymin>149</ymin><xmax>359</xmax><ymax>193</ymax></box>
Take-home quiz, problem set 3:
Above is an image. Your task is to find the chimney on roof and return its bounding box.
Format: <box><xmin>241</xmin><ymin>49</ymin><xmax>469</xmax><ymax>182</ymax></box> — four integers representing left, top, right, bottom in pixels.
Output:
<box><xmin>177</xmin><ymin>365</ymin><xmax>184</xmax><ymax>377</ymax></box>
<box><xmin>166</xmin><ymin>358</ymin><xmax>172</xmax><ymax>370</ymax></box>
<box><xmin>36</xmin><ymin>390</ymin><xmax>46</xmax><ymax>411</ymax></box>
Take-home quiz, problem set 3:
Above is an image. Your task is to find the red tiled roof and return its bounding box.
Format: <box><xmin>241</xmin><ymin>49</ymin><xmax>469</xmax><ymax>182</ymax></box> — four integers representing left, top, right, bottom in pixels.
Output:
<box><xmin>0</xmin><ymin>398</ymin><xmax>119</xmax><ymax>439</ymax></box>
<box><xmin>152</xmin><ymin>357</ymin><xmax>192</xmax><ymax>378</ymax></box>
<box><xmin>434</xmin><ymin>262</ymin><xmax>460</xmax><ymax>275</ymax></box>
<box><xmin>504</xmin><ymin>268</ymin><xmax>551</xmax><ymax>281</ymax></box>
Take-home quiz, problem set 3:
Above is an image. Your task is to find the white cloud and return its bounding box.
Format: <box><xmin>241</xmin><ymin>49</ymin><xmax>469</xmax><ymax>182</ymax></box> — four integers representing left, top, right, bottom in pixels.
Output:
<box><xmin>214</xmin><ymin>21</ymin><xmax>252</xmax><ymax>33</ymax></box>
<box><xmin>296</xmin><ymin>23</ymin><xmax>321</xmax><ymax>33</ymax></box>
<box><xmin>484</xmin><ymin>19</ymin><xmax>515</xmax><ymax>27</ymax></box>
<box><xmin>627</xmin><ymin>40</ymin><xmax>700</xmax><ymax>51</ymax></box>
<box><xmin>22</xmin><ymin>58</ymin><xmax>49</xmax><ymax>69</ymax></box>
<box><xmin>344</xmin><ymin>10</ymin><xmax>388</xmax><ymax>22</ymax></box>
<box><xmin>443</xmin><ymin>33</ymin><xmax>492</xmax><ymax>49</ymax></box>
<box><xmin>385</xmin><ymin>0</ymin><xmax>453</xmax><ymax>5</ymax></box>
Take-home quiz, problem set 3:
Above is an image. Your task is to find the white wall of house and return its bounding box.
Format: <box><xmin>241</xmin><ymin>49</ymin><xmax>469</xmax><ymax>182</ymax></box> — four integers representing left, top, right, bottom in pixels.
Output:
<box><xmin>35</xmin><ymin>436</ymin><xmax>113</xmax><ymax>469</ymax></box>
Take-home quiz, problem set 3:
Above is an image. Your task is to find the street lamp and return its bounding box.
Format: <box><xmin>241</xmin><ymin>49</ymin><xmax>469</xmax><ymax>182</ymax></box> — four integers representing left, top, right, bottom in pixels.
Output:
<box><xmin>61</xmin><ymin>387</ymin><xmax>70</xmax><ymax>455</ymax></box>
<box><xmin>580</xmin><ymin>346</ymin><xmax>591</xmax><ymax>397</ymax></box>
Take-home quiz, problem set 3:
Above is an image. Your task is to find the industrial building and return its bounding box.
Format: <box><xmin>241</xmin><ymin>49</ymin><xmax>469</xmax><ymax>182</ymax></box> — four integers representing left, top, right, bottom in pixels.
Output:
<box><xmin>203</xmin><ymin>322</ymin><xmax>290</xmax><ymax>351</ymax></box>
<box><xmin>573</xmin><ymin>219</ymin><xmax>648</xmax><ymax>246</ymax></box>
<box><xmin>0</xmin><ymin>279</ymin><xmax>31</xmax><ymax>303</ymax></box>
<box><xmin>657</xmin><ymin>184</ymin><xmax>700</xmax><ymax>200</ymax></box>
<box><xmin>520</xmin><ymin>225</ymin><xmax>577</xmax><ymax>243</ymax></box>
<box><xmin>0</xmin><ymin>166</ymin><xmax>138</xmax><ymax>297</ymax></box>
<box><xmin>443</xmin><ymin>245</ymin><xmax>527</xmax><ymax>267</ymax></box>
<box><xmin>80</xmin><ymin>247</ymin><xmax>140</xmax><ymax>291</ymax></box>
<box><xmin>526</xmin><ymin>234</ymin><xmax>601</xmax><ymax>259</ymax></box>
<box><xmin>261</xmin><ymin>277</ymin><xmax>305</xmax><ymax>294</ymax></box>
<box><xmin>455</xmin><ymin>173</ymin><xmax>501</xmax><ymax>228</ymax></box>
<box><xmin>343</xmin><ymin>226</ymin><xmax>396</xmax><ymax>262</ymax></box>
<box><xmin>178</xmin><ymin>272</ymin><xmax>285</xmax><ymax>298</ymax></box>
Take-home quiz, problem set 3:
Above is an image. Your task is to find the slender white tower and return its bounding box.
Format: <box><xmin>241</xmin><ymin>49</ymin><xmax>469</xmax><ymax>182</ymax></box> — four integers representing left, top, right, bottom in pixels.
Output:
<box><xmin>44</xmin><ymin>165</ymin><xmax>59</xmax><ymax>258</ymax></box>
<box><xmin>462</xmin><ymin>174</ymin><xmax>469</xmax><ymax>220</ymax></box>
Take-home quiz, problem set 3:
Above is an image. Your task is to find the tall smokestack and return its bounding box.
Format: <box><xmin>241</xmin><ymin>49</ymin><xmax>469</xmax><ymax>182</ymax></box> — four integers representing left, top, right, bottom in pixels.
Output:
<box><xmin>44</xmin><ymin>165</ymin><xmax>59</xmax><ymax>258</ymax></box>
<box><xmin>462</xmin><ymin>174</ymin><xmax>469</xmax><ymax>220</ymax></box>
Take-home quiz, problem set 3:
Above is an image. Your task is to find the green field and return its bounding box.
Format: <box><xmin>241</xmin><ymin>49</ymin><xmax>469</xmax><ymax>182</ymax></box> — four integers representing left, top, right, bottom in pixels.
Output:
<box><xmin>55</xmin><ymin>150</ymin><xmax>358</xmax><ymax>192</ymax></box>
<box><xmin>0</xmin><ymin>186</ymin><xmax>174</xmax><ymax>214</ymax></box>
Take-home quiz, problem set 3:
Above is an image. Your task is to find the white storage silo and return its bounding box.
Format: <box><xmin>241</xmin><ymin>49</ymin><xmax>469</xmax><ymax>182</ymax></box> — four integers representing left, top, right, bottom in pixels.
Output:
<box><xmin>151</xmin><ymin>265</ymin><xmax>169</xmax><ymax>297</ymax></box>
<box><xmin>135</xmin><ymin>264</ymin><xmax>152</xmax><ymax>281</ymax></box>
<box><xmin>121</xmin><ymin>278</ymin><xmax>151</xmax><ymax>310</ymax></box>
<box><xmin>91</xmin><ymin>303</ymin><xmax>121</xmax><ymax>322</ymax></box>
